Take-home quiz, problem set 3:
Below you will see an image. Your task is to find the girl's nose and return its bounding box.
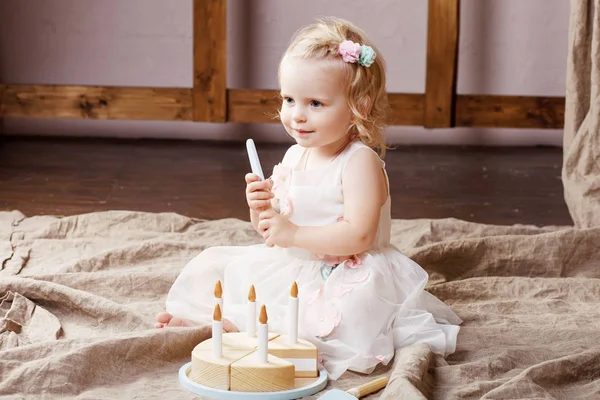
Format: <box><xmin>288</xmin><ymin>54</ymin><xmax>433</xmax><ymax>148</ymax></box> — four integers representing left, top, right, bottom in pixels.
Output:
<box><xmin>292</xmin><ymin>107</ymin><xmax>307</xmax><ymax>123</ymax></box>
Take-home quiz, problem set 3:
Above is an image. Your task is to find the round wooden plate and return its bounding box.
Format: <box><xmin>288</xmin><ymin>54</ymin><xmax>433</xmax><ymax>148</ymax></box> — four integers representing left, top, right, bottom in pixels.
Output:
<box><xmin>178</xmin><ymin>362</ymin><xmax>328</xmax><ymax>399</ymax></box>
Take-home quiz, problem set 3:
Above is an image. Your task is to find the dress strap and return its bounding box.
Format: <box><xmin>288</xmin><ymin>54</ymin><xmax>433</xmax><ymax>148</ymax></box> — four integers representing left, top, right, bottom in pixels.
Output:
<box><xmin>337</xmin><ymin>140</ymin><xmax>389</xmax><ymax>195</ymax></box>
<box><xmin>338</xmin><ymin>141</ymin><xmax>383</xmax><ymax>171</ymax></box>
<box><xmin>295</xmin><ymin>147</ymin><xmax>309</xmax><ymax>171</ymax></box>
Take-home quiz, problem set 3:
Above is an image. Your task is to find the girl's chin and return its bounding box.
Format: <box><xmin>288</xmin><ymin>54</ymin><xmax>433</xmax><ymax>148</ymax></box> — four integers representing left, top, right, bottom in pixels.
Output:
<box><xmin>293</xmin><ymin>135</ymin><xmax>315</xmax><ymax>145</ymax></box>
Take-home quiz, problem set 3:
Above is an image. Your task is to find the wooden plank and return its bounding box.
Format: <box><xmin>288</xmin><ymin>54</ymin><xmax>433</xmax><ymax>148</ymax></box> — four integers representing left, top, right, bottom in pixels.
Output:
<box><xmin>0</xmin><ymin>85</ymin><xmax>193</xmax><ymax>120</ymax></box>
<box><xmin>456</xmin><ymin>95</ymin><xmax>565</xmax><ymax>129</ymax></box>
<box><xmin>0</xmin><ymin>136</ymin><xmax>572</xmax><ymax>226</ymax></box>
<box><xmin>193</xmin><ymin>0</ymin><xmax>227</xmax><ymax>122</ymax></box>
<box><xmin>424</xmin><ymin>0</ymin><xmax>460</xmax><ymax>128</ymax></box>
<box><xmin>227</xmin><ymin>89</ymin><xmax>425</xmax><ymax>126</ymax></box>
<box><xmin>388</xmin><ymin>93</ymin><xmax>425</xmax><ymax>126</ymax></box>
<box><xmin>228</xmin><ymin>89</ymin><xmax>281</xmax><ymax>123</ymax></box>
<box><xmin>0</xmin><ymin>85</ymin><xmax>565</xmax><ymax>129</ymax></box>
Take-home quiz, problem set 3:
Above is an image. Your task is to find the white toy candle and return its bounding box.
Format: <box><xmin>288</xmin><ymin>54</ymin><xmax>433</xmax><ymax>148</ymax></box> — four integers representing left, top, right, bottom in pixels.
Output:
<box><xmin>288</xmin><ymin>282</ymin><xmax>299</xmax><ymax>344</ymax></box>
<box><xmin>214</xmin><ymin>280</ymin><xmax>223</xmax><ymax>314</ymax></box>
<box><xmin>247</xmin><ymin>285</ymin><xmax>257</xmax><ymax>337</ymax></box>
<box><xmin>258</xmin><ymin>305</ymin><xmax>268</xmax><ymax>363</ymax></box>
<box><xmin>212</xmin><ymin>303</ymin><xmax>223</xmax><ymax>359</ymax></box>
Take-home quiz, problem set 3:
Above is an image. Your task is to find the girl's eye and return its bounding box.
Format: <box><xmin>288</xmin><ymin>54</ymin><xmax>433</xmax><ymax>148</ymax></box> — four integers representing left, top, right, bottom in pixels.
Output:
<box><xmin>310</xmin><ymin>100</ymin><xmax>323</xmax><ymax>108</ymax></box>
<box><xmin>283</xmin><ymin>97</ymin><xmax>294</xmax><ymax>105</ymax></box>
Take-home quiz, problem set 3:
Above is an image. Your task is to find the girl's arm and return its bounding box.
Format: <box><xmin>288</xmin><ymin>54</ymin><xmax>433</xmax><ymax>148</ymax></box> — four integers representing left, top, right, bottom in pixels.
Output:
<box><xmin>292</xmin><ymin>148</ymin><xmax>387</xmax><ymax>256</ymax></box>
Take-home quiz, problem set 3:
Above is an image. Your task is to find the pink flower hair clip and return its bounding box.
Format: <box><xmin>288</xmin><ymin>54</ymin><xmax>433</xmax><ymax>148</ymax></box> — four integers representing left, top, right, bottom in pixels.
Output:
<box><xmin>338</xmin><ymin>40</ymin><xmax>377</xmax><ymax>67</ymax></box>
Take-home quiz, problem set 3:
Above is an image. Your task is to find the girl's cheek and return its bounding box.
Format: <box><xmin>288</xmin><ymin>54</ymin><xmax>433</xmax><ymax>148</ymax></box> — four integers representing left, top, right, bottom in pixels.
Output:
<box><xmin>280</xmin><ymin>109</ymin><xmax>290</xmax><ymax>123</ymax></box>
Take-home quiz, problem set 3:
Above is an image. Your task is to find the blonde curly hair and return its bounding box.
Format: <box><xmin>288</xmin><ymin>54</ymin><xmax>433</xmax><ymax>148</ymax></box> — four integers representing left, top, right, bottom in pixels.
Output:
<box><xmin>279</xmin><ymin>17</ymin><xmax>389</xmax><ymax>157</ymax></box>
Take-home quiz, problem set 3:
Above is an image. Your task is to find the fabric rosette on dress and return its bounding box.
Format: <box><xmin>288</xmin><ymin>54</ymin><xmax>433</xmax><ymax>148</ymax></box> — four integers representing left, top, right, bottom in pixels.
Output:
<box><xmin>305</xmin><ymin>253</ymin><xmax>370</xmax><ymax>338</ymax></box>
<box><xmin>271</xmin><ymin>163</ymin><xmax>293</xmax><ymax>215</ymax></box>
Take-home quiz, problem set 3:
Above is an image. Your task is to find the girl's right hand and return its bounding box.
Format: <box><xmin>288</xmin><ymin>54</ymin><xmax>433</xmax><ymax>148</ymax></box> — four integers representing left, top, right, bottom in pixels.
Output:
<box><xmin>245</xmin><ymin>173</ymin><xmax>274</xmax><ymax>212</ymax></box>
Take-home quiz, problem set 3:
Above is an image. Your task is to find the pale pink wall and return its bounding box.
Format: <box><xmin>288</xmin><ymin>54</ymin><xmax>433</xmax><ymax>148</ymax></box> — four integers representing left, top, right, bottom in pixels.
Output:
<box><xmin>0</xmin><ymin>0</ymin><xmax>569</xmax><ymax>146</ymax></box>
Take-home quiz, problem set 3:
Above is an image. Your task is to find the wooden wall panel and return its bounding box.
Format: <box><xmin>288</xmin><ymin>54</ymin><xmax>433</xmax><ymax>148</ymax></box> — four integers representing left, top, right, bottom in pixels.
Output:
<box><xmin>1</xmin><ymin>85</ymin><xmax>193</xmax><ymax>121</ymax></box>
<box><xmin>193</xmin><ymin>0</ymin><xmax>227</xmax><ymax>122</ymax></box>
<box><xmin>0</xmin><ymin>85</ymin><xmax>565</xmax><ymax>129</ymax></box>
<box><xmin>456</xmin><ymin>95</ymin><xmax>565</xmax><ymax>129</ymax></box>
<box><xmin>424</xmin><ymin>0</ymin><xmax>460</xmax><ymax>128</ymax></box>
<box><xmin>227</xmin><ymin>89</ymin><xmax>280</xmax><ymax>123</ymax></box>
<box><xmin>227</xmin><ymin>91</ymin><xmax>425</xmax><ymax>126</ymax></box>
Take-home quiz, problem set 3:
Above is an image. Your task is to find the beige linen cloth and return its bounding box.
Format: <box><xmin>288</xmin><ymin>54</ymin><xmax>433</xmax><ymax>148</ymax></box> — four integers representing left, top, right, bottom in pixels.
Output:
<box><xmin>1</xmin><ymin>210</ymin><xmax>599</xmax><ymax>399</ymax></box>
<box><xmin>563</xmin><ymin>0</ymin><xmax>600</xmax><ymax>227</ymax></box>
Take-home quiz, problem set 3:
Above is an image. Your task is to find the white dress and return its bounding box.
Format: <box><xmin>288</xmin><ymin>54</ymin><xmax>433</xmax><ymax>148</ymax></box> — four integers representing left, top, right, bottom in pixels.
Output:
<box><xmin>166</xmin><ymin>140</ymin><xmax>462</xmax><ymax>380</ymax></box>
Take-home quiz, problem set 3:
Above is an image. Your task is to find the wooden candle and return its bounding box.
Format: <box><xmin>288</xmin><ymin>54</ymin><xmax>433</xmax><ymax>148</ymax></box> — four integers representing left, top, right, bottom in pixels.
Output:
<box><xmin>258</xmin><ymin>305</ymin><xmax>268</xmax><ymax>363</ymax></box>
<box><xmin>247</xmin><ymin>285</ymin><xmax>257</xmax><ymax>337</ymax></box>
<box><xmin>288</xmin><ymin>282</ymin><xmax>299</xmax><ymax>344</ymax></box>
<box><xmin>214</xmin><ymin>280</ymin><xmax>223</xmax><ymax>314</ymax></box>
<box><xmin>212</xmin><ymin>303</ymin><xmax>223</xmax><ymax>359</ymax></box>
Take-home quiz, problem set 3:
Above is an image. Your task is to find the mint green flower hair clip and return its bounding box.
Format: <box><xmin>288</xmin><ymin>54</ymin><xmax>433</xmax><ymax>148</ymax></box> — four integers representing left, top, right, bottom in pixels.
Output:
<box><xmin>338</xmin><ymin>40</ymin><xmax>377</xmax><ymax>67</ymax></box>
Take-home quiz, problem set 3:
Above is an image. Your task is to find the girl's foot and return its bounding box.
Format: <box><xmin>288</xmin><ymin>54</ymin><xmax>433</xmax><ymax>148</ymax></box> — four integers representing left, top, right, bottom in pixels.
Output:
<box><xmin>154</xmin><ymin>312</ymin><xmax>239</xmax><ymax>332</ymax></box>
<box><xmin>154</xmin><ymin>312</ymin><xmax>193</xmax><ymax>328</ymax></box>
<box><xmin>222</xmin><ymin>318</ymin><xmax>239</xmax><ymax>333</ymax></box>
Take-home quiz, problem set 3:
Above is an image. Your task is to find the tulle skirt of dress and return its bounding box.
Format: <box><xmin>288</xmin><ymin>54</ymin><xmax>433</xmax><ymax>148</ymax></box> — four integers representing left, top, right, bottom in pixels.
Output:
<box><xmin>166</xmin><ymin>244</ymin><xmax>462</xmax><ymax>380</ymax></box>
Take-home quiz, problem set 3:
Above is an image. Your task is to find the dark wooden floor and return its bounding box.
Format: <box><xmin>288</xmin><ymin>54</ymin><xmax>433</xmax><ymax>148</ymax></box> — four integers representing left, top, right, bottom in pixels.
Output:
<box><xmin>0</xmin><ymin>135</ymin><xmax>572</xmax><ymax>226</ymax></box>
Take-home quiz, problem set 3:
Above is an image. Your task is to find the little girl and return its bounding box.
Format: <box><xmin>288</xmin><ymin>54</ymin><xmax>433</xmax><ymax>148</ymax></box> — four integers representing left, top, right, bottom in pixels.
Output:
<box><xmin>156</xmin><ymin>16</ymin><xmax>461</xmax><ymax>380</ymax></box>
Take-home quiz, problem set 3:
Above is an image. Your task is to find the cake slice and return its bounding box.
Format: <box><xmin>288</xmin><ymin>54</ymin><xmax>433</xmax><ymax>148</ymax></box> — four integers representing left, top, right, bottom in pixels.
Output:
<box><xmin>190</xmin><ymin>331</ymin><xmax>282</xmax><ymax>390</ymax></box>
<box><xmin>190</xmin><ymin>345</ymin><xmax>254</xmax><ymax>390</ymax></box>
<box><xmin>267</xmin><ymin>335</ymin><xmax>319</xmax><ymax>378</ymax></box>
<box><xmin>230</xmin><ymin>351</ymin><xmax>295</xmax><ymax>392</ymax></box>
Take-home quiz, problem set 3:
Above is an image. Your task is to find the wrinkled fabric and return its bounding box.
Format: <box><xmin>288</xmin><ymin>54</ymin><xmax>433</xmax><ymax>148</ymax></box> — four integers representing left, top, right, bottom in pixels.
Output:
<box><xmin>1</xmin><ymin>210</ymin><xmax>599</xmax><ymax>399</ymax></box>
<box><xmin>563</xmin><ymin>0</ymin><xmax>600</xmax><ymax>227</ymax></box>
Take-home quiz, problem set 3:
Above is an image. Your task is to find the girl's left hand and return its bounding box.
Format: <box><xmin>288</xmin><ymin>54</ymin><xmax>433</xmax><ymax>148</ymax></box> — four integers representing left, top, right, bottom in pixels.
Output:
<box><xmin>258</xmin><ymin>209</ymin><xmax>298</xmax><ymax>248</ymax></box>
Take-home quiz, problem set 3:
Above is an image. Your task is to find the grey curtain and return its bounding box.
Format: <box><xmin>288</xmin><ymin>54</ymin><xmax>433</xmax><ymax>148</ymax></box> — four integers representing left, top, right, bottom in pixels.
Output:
<box><xmin>563</xmin><ymin>0</ymin><xmax>600</xmax><ymax>227</ymax></box>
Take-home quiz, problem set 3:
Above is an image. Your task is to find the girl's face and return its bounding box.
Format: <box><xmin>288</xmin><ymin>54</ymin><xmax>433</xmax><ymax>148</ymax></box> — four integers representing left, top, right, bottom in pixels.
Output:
<box><xmin>279</xmin><ymin>56</ymin><xmax>353</xmax><ymax>155</ymax></box>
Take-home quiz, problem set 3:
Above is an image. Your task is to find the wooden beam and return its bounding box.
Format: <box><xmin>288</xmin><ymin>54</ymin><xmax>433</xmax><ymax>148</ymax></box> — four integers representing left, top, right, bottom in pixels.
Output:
<box><xmin>0</xmin><ymin>85</ymin><xmax>193</xmax><ymax>120</ymax></box>
<box><xmin>424</xmin><ymin>0</ymin><xmax>460</xmax><ymax>128</ymax></box>
<box><xmin>227</xmin><ymin>89</ymin><xmax>280</xmax><ymax>123</ymax></box>
<box><xmin>456</xmin><ymin>95</ymin><xmax>565</xmax><ymax>129</ymax></box>
<box><xmin>0</xmin><ymin>85</ymin><xmax>565</xmax><ymax>129</ymax></box>
<box><xmin>388</xmin><ymin>94</ymin><xmax>425</xmax><ymax>126</ymax></box>
<box><xmin>227</xmin><ymin>90</ymin><xmax>425</xmax><ymax>125</ymax></box>
<box><xmin>193</xmin><ymin>0</ymin><xmax>227</xmax><ymax>122</ymax></box>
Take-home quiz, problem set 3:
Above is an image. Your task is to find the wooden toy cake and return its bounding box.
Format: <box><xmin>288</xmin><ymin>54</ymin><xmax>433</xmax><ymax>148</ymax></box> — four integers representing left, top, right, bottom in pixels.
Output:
<box><xmin>188</xmin><ymin>282</ymin><xmax>319</xmax><ymax>393</ymax></box>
